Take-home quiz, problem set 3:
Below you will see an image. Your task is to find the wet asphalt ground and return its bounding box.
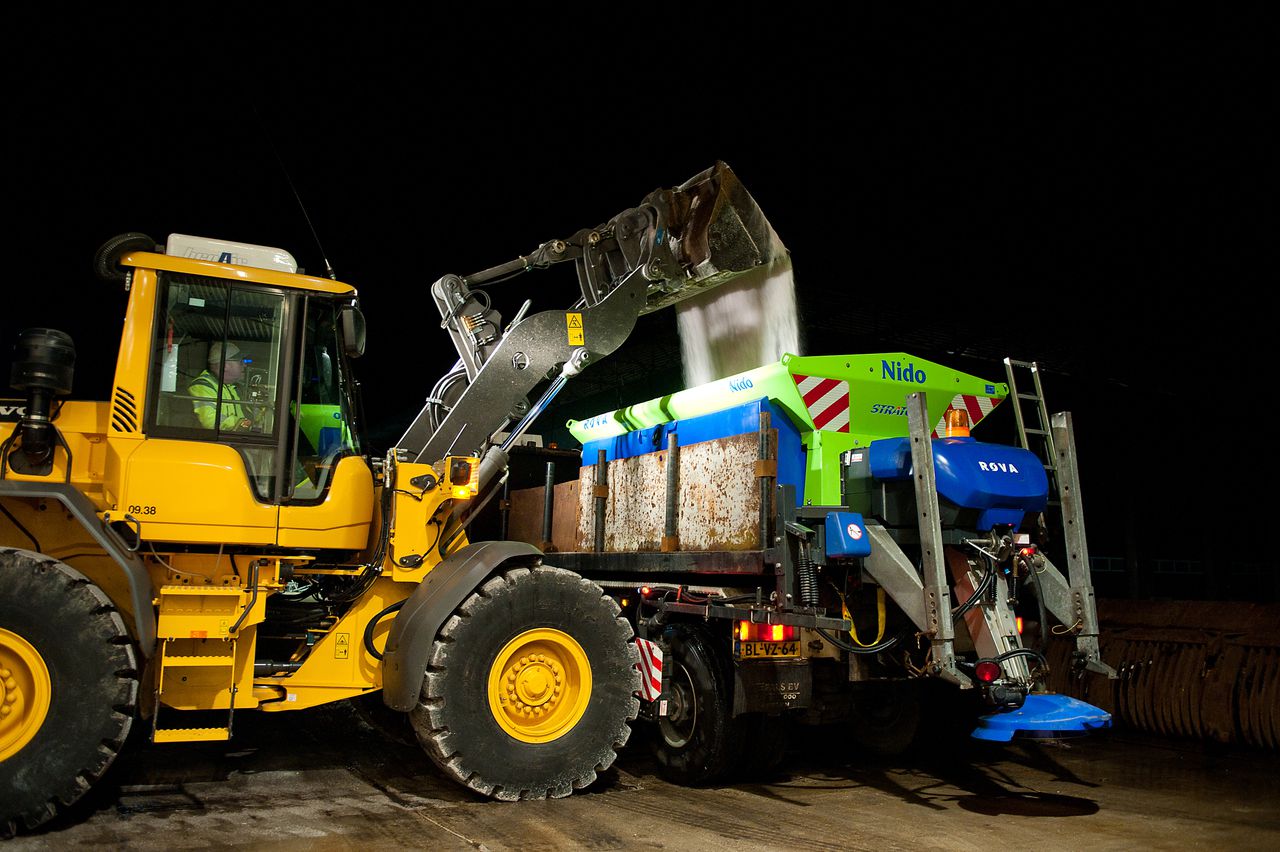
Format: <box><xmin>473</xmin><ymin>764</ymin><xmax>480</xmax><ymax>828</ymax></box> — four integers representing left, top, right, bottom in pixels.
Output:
<box><xmin>10</xmin><ymin>700</ymin><xmax>1278</xmax><ymax>851</ymax></box>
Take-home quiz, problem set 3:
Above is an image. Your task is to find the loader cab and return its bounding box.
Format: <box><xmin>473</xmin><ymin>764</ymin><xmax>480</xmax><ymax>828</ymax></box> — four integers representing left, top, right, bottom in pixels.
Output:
<box><xmin>108</xmin><ymin>240</ymin><xmax>373</xmax><ymax>550</ymax></box>
<box><xmin>146</xmin><ymin>273</ymin><xmax>364</xmax><ymax>502</ymax></box>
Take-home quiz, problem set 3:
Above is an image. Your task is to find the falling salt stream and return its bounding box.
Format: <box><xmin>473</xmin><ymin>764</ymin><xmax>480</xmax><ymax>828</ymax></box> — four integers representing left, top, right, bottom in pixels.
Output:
<box><xmin>675</xmin><ymin>228</ymin><xmax>800</xmax><ymax>387</ymax></box>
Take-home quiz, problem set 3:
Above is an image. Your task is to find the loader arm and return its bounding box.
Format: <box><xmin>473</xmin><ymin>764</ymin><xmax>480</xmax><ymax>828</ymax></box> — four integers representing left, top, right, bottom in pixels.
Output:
<box><xmin>397</xmin><ymin>162</ymin><xmax>783</xmax><ymax>463</ymax></box>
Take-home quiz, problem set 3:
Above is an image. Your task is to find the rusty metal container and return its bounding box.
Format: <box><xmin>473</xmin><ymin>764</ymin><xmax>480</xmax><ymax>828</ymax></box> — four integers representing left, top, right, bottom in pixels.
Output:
<box><xmin>575</xmin><ymin>432</ymin><xmax>765</xmax><ymax>552</ymax></box>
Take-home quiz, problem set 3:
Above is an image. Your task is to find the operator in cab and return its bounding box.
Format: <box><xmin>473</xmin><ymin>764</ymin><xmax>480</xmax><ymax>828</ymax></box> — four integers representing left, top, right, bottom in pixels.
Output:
<box><xmin>189</xmin><ymin>342</ymin><xmax>256</xmax><ymax>431</ymax></box>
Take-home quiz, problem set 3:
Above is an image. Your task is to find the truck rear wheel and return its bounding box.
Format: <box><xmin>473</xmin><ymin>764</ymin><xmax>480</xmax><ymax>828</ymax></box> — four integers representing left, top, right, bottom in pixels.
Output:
<box><xmin>848</xmin><ymin>681</ymin><xmax>923</xmax><ymax>757</ymax></box>
<box><xmin>410</xmin><ymin>564</ymin><xmax>639</xmax><ymax>800</ymax></box>
<box><xmin>652</xmin><ymin>624</ymin><xmax>744</xmax><ymax>785</ymax></box>
<box><xmin>0</xmin><ymin>549</ymin><xmax>139</xmax><ymax>836</ymax></box>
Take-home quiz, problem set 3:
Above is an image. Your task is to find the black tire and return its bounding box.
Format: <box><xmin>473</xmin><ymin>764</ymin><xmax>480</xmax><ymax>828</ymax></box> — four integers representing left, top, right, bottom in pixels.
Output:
<box><xmin>410</xmin><ymin>564</ymin><xmax>639</xmax><ymax>800</ymax></box>
<box><xmin>0</xmin><ymin>548</ymin><xmax>139</xmax><ymax>836</ymax></box>
<box><xmin>349</xmin><ymin>692</ymin><xmax>415</xmax><ymax>747</ymax></box>
<box><xmin>93</xmin><ymin>232</ymin><xmax>155</xmax><ymax>285</ymax></box>
<box><xmin>848</xmin><ymin>681</ymin><xmax>923</xmax><ymax>758</ymax></box>
<box><xmin>652</xmin><ymin>624</ymin><xmax>744</xmax><ymax>785</ymax></box>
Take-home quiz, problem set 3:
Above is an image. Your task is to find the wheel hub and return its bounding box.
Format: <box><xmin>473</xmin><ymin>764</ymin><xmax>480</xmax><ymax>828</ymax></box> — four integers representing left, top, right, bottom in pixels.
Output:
<box><xmin>659</xmin><ymin>663</ymin><xmax>697</xmax><ymax>748</ymax></box>
<box><xmin>507</xmin><ymin>655</ymin><xmax>562</xmax><ymax>711</ymax></box>
<box><xmin>488</xmin><ymin>628</ymin><xmax>592</xmax><ymax>744</ymax></box>
<box><xmin>0</xmin><ymin>627</ymin><xmax>52</xmax><ymax>761</ymax></box>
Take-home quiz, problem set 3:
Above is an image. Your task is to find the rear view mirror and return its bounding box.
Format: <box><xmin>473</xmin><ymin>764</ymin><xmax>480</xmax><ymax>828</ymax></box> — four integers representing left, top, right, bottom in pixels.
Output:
<box><xmin>340</xmin><ymin>305</ymin><xmax>366</xmax><ymax>358</ymax></box>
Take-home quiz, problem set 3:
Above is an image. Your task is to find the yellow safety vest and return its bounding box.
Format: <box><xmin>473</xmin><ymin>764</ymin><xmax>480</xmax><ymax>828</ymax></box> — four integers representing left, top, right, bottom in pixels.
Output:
<box><xmin>189</xmin><ymin>371</ymin><xmax>246</xmax><ymax>431</ymax></box>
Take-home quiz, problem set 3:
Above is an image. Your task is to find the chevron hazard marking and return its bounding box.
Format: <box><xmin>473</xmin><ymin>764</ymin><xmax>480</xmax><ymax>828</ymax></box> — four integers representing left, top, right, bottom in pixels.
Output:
<box><xmin>635</xmin><ymin>637</ymin><xmax>663</xmax><ymax>701</ymax></box>
<box><xmin>792</xmin><ymin>374</ymin><xmax>850</xmax><ymax>432</ymax></box>
<box><xmin>932</xmin><ymin>394</ymin><xmax>1004</xmax><ymax>437</ymax></box>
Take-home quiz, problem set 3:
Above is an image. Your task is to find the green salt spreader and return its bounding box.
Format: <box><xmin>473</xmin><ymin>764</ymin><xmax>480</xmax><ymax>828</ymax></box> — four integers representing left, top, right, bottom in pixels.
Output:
<box><xmin>568</xmin><ymin>352</ymin><xmax>1009</xmax><ymax>506</ymax></box>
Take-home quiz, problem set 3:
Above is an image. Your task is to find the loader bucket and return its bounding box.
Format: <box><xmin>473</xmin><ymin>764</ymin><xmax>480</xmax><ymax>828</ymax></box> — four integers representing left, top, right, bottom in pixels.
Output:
<box><xmin>638</xmin><ymin>161</ymin><xmax>787</xmax><ymax>314</ymax></box>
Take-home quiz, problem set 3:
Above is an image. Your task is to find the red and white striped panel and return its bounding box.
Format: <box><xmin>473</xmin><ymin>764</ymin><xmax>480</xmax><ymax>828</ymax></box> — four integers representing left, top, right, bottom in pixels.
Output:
<box><xmin>635</xmin><ymin>637</ymin><xmax>663</xmax><ymax>702</ymax></box>
<box><xmin>791</xmin><ymin>374</ymin><xmax>850</xmax><ymax>432</ymax></box>
<box><xmin>932</xmin><ymin>394</ymin><xmax>1004</xmax><ymax>437</ymax></box>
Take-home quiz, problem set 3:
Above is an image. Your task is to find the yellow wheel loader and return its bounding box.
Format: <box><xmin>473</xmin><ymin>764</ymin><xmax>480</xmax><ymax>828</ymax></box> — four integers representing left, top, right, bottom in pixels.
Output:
<box><xmin>0</xmin><ymin>163</ymin><xmax>781</xmax><ymax>832</ymax></box>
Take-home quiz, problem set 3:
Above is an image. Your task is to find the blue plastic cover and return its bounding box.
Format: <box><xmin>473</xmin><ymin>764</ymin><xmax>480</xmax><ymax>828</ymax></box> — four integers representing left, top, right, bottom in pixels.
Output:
<box><xmin>971</xmin><ymin>693</ymin><xmax>1112</xmax><ymax>742</ymax></box>
<box><xmin>868</xmin><ymin>436</ymin><xmax>1048</xmax><ymax>527</ymax></box>
<box><xmin>580</xmin><ymin>397</ymin><xmax>806</xmax><ymax>506</ymax></box>
<box><xmin>825</xmin><ymin>512</ymin><xmax>872</xmax><ymax>558</ymax></box>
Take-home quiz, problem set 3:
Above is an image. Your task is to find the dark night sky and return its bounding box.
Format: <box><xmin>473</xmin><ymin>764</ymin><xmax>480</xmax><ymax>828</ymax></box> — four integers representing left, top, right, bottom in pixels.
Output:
<box><xmin>2</xmin><ymin>15</ymin><xmax>1269</xmax><ymax>589</ymax></box>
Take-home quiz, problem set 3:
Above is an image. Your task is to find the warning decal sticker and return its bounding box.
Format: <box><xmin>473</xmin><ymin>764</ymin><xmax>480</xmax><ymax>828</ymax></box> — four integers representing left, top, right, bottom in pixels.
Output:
<box><xmin>566</xmin><ymin>312</ymin><xmax>585</xmax><ymax>346</ymax></box>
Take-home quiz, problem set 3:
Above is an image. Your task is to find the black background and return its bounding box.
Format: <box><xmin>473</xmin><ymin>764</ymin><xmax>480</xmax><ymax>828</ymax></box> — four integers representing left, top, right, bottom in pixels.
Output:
<box><xmin>2</xmin><ymin>14</ymin><xmax>1268</xmax><ymax>599</ymax></box>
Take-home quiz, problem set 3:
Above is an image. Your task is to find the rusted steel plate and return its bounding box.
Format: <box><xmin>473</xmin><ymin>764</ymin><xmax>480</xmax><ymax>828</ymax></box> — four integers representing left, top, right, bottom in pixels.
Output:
<box><xmin>506</xmin><ymin>486</ymin><xmax>547</xmax><ymax>547</ymax></box>
<box><xmin>1264</xmin><ymin>652</ymin><xmax>1276</xmax><ymax>749</ymax></box>
<box><xmin>552</xmin><ymin>481</ymin><xmax>581</xmax><ymax>551</ymax></box>
<box><xmin>577</xmin><ymin>433</ymin><xmax>762</xmax><ymax>552</ymax></box>
<box><xmin>1042</xmin><ymin>599</ymin><xmax>1278</xmax><ymax>748</ymax></box>
<box><xmin>506</xmin><ymin>481</ymin><xmax>581</xmax><ymax>552</ymax></box>
<box><xmin>1203</xmin><ymin>644</ymin><xmax>1246</xmax><ymax>744</ymax></box>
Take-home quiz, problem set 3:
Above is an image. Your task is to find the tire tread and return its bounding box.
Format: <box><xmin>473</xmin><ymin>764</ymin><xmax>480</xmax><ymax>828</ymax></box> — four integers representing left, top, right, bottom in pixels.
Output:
<box><xmin>411</xmin><ymin>563</ymin><xmax>638</xmax><ymax>800</ymax></box>
<box><xmin>1</xmin><ymin>548</ymin><xmax>139</xmax><ymax>837</ymax></box>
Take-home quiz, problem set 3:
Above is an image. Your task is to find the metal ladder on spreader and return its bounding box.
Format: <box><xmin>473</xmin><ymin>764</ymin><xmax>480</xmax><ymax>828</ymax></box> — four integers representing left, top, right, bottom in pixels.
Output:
<box><xmin>1003</xmin><ymin>358</ymin><xmax>1059</xmax><ymax>504</ymax></box>
<box><xmin>1002</xmin><ymin>358</ymin><xmax>1115</xmax><ymax>678</ymax></box>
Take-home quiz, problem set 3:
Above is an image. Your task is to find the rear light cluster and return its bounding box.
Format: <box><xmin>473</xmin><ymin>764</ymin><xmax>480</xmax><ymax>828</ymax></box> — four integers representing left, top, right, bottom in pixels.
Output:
<box><xmin>974</xmin><ymin>660</ymin><xmax>1003</xmax><ymax>683</ymax></box>
<box><xmin>737</xmin><ymin>621</ymin><xmax>798</xmax><ymax>642</ymax></box>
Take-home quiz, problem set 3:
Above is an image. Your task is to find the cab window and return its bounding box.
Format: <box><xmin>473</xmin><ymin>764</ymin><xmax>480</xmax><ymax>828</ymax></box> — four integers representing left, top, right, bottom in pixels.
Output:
<box><xmin>148</xmin><ymin>273</ymin><xmax>288</xmax><ymax>500</ymax></box>
<box><xmin>289</xmin><ymin>298</ymin><xmax>362</xmax><ymax>502</ymax></box>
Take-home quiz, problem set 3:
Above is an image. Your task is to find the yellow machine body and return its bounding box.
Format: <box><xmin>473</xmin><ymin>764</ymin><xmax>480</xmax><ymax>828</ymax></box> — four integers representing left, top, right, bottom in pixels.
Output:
<box><xmin>0</xmin><ymin>249</ymin><xmax>466</xmax><ymax>737</ymax></box>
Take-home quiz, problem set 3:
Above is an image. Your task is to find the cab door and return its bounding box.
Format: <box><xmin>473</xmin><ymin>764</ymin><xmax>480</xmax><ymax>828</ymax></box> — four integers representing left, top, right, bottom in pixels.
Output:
<box><xmin>276</xmin><ymin>297</ymin><xmax>374</xmax><ymax>551</ymax></box>
<box><xmin>122</xmin><ymin>273</ymin><xmax>289</xmax><ymax>545</ymax></box>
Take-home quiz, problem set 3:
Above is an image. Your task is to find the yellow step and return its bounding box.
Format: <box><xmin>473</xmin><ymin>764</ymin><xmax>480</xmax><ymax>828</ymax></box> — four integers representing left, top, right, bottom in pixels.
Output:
<box><xmin>153</xmin><ymin>727</ymin><xmax>231</xmax><ymax>743</ymax></box>
<box><xmin>159</xmin><ymin>585</ymin><xmax>245</xmax><ymax>596</ymax></box>
<box><xmin>163</xmin><ymin>655</ymin><xmax>235</xmax><ymax>667</ymax></box>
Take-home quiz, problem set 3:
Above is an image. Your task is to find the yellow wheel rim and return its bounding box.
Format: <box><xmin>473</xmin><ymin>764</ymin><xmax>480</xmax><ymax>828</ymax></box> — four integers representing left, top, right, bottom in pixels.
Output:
<box><xmin>0</xmin><ymin>627</ymin><xmax>52</xmax><ymax>762</ymax></box>
<box><xmin>487</xmin><ymin>628</ymin><xmax>591</xmax><ymax>744</ymax></box>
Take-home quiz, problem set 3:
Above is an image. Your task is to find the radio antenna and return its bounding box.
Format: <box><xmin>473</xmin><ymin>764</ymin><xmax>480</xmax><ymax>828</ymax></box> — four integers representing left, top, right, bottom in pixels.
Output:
<box><xmin>254</xmin><ymin>106</ymin><xmax>337</xmax><ymax>280</ymax></box>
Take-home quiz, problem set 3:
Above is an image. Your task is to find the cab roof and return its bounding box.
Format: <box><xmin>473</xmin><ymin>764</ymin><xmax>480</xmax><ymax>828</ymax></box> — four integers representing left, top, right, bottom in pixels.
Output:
<box><xmin>119</xmin><ymin>250</ymin><xmax>357</xmax><ymax>297</ymax></box>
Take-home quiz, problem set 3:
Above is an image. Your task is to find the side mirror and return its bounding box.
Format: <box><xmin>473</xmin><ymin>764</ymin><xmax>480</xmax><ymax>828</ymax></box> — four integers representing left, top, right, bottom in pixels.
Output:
<box><xmin>340</xmin><ymin>306</ymin><xmax>366</xmax><ymax>358</ymax></box>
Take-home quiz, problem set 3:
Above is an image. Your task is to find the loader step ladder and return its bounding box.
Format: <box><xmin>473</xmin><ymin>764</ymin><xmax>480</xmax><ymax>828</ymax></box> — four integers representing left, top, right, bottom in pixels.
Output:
<box><xmin>1002</xmin><ymin>358</ymin><xmax>1059</xmax><ymax>503</ymax></box>
<box><xmin>152</xmin><ymin>585</ymin><xmax>244</xmax><ymax>743</ymax></box>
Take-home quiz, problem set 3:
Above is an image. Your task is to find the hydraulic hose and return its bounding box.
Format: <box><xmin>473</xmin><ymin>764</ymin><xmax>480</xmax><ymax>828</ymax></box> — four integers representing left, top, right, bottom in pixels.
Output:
<box><xmin>363</xmin><ymin>599</ymin><xmax>406</xmax><ymax>661</ymax></box>
<box><xmin>817</xmin><ymin>626</ymin><xmax>902</xmax><ymax>656</ymax></box>
<box><xmin>952</xmin><ymin>563</ymin><xmax>995</xmax><ymax>623</ymax></box>
<box><xmin>996</xmin><ymin>647</ymin><xmax>1047</xmax><ymax>668</ymax></box>
<box><xmin>1029</xmin><ymin>560</ymin><xmax>1051</xmax><ymax>653</ymax></box>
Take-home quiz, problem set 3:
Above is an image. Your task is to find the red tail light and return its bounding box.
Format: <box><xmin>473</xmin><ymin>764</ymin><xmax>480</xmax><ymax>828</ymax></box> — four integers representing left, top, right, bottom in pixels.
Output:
<box><xmin>975</xmin><ymin>660</ymin><xmax>1002</xmax><ymax>683</ymax></box>
<box><xmin>736</xmin><ymin>621</ymin><xmax>798</xmax><ymax>642</ymax></box>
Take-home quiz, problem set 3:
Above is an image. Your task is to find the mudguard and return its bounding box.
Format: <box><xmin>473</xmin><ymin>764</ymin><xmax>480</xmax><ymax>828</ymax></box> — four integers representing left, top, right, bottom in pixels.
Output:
<box><xmin>381</xmin><ymin>540</ymin><xmax>543</xmax><ymax>711</ymax></box>
<box><xmin>0</xmin><ymin>480</ymin><xmax>156</xmax><ymax>653</ymax></box>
